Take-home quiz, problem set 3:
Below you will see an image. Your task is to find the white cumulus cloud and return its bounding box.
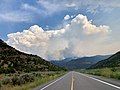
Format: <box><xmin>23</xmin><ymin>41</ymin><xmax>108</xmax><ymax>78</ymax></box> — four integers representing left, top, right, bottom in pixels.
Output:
<box><xmin>64</xmin><ymin>15</ymin><xmax>70</xmax><ymax>20</ymax></box>
<box><xmin>7</xmin><ymin>14</ymin><xmax>110</xmax><ymax>60</ymax></box>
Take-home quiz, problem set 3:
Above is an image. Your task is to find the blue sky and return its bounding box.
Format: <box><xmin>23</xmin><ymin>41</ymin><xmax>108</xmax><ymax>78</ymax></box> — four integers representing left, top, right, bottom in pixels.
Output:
<box><xmin>1</xmin><ymin>0</ymin><xmax>120</xmax><ymax>40</ymax></box>
<box><xmin>0</xmin><ymin>0</ymin><xmax>120</xmax><ymax>60</ymax></box>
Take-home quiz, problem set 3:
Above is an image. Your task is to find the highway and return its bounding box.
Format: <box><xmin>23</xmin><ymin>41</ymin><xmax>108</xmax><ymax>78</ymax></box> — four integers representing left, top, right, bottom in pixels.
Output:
<box><xmin>35</xmin><ymin>71</ymin><xmax>120</xmax><ymax>90</ymax></box>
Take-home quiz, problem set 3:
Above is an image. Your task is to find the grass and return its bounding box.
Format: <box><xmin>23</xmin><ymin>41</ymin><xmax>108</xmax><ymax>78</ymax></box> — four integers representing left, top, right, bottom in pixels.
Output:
<box><xmin>0</xmin><ymin>71</ymin><xmax>66</xmax><ymax>90</ymax></box>
<box><xmin>78</xmin><ymin>67</ymin><xmax>120</xmax><ymax>80</ymax></box>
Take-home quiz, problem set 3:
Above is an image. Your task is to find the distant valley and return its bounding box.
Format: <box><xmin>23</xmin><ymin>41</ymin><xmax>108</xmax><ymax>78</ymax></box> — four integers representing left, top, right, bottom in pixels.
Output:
<box><xmin>51</xmin><ymin>55</ymin><xmax>111</xmax><ymax>70</ymax></box>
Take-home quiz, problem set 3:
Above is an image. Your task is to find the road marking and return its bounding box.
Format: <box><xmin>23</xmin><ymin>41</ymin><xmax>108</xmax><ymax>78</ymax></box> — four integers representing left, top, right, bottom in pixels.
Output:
<box><xmin>40</xmin><ymin>72</ymin><xmax>70</xmax><ymax>90</ymax></box>
<box><xmin>76</xmin><ymin>72</ymin><xmax>120</xmax><ymax>90</ymax></box>
<box><xmin>71</xmin><ymin>72</ymin><xmax>74</xmax><ymax>90</ymax></box>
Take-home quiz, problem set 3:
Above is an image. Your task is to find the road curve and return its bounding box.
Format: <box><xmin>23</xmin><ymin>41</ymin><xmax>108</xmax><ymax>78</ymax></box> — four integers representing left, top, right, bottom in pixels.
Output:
<box><xmin>35</xmin><ymin>71</ymin><xmax>120</xmax><ymax>90</ymax></box>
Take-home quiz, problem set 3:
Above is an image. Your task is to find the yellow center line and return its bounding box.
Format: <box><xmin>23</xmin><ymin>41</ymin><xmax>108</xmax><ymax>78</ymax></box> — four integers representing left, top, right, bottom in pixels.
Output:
<box><xmin>71</xmin><ymin>72</ymin><xmax>74</xmax><ymax>90</ymax></box>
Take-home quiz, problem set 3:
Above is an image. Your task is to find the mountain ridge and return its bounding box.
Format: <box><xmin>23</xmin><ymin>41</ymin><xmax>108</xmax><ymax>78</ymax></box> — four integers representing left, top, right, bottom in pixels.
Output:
<box><xmin>51</xmin><ymin>55</ymin><xmax>111</xmax><ymax>70</ymax></box>
<box><xmin>89</xmin><ymin>51</ymin><xmax>120</xmax><ymax>69</ymax></box>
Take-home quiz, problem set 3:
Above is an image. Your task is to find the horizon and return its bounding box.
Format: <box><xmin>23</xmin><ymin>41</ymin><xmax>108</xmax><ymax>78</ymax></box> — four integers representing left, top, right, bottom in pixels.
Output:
<box><xmin>0</xmin><ymin>0</ymin><xmax>120</xmax><ymax>60</ymax></box>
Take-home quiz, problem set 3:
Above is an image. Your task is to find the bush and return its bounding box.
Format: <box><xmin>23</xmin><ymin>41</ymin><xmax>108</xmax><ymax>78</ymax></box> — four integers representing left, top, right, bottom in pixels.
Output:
<box><xmin>0</xmin><ymin>81</ymin><xmax>2</xmax><ymax>87</ymax></box>
<box><xmin>111</xmin><ymin>72</ymin><xmax>120</xmax><ymax>79</ymax></box>
<box><xmin>33</xmin><ymin>72</ymin><xmax>41</xmax><ymax>77</ymax></box>
<box><xmin>2</xmin><ymin>78</ymin><xmax>12</xmax><ymax>85</ymax></box>
<box><xmin>11</xmin><ymin>75</ymin><xmax>20</xmax><ymax>85</ymax></box>
<box><xmin>1</xmin><ymin>73</ymin><xmax>39</xmax><ymax>86</ymax></box>
<box><xmin>100</xmin><ymin>68</ymin><xmax>112</xmax><ymax>77</ymax></box>
<box><xmin>83</xmin><ymin>68</ymin><xmax>120</xmax><ymax>80</ymax></box>
<box><xmin>21</xmin><ymin>74</ymin><xmax>35</xmax><ymax>83</ymax></box>
<box><xmin>11</xmin><ymin>74</ymin><xmax>35</xmax><ymax>85</ymax></box>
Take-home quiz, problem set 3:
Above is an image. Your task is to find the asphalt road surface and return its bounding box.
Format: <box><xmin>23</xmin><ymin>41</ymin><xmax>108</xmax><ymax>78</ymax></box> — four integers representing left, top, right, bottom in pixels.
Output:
<box><xmin>36</xmin><ymin>71</ymin><xmax>120</xmax><ymax>90</ymax></box>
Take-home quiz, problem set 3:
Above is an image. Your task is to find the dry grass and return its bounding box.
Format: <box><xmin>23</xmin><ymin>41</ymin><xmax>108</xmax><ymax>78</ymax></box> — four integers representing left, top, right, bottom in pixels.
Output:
<box><xmin>0</xmin><ymin>72</ymin><xmax>65</xmax><ymax>90</ymax></box>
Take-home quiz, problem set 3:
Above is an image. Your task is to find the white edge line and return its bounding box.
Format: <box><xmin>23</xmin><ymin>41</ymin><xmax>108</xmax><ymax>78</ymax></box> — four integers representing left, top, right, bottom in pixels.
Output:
<box><xmin>76</xmin><ymin>72</ymin><xmax>120</xmax><ymax>89</ymax></box>
<box><xmin>40</xmin><ymin>72</ymin><xmax>70</xmax><ymax>90</ymax></box>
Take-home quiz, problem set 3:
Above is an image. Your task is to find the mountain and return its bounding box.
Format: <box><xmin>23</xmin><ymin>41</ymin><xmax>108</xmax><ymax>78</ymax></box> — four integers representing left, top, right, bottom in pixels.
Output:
<box><xmin>0</xmin><ymin>39</ymin><xmax>65</xmax><ymax>74</ymax></box>
<box><xmin>90</xmin><ymin>51</ymin><xmax>120</xmax><ymax>69</ymax></box>
<box><xmin>51</xmin><ymin>55</ymin><xmax>111</xmax><ymax>70</ymax></box>
<box><xmin>51</xmin><ymin>57</ymin><xmax>77</xmax><ymax>67</ymax></box>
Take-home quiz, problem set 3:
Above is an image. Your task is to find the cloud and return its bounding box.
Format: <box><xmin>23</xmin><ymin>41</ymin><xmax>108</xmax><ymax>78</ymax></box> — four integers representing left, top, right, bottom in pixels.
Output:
<box><xmin>0</xmin><ymin>0</ymin><xmax>33</xmax><ymax>22</ymax></box>
<box><xmin>65</xmin><ymin>3</ymin><xmax>76</xmax><ymax>7</ymax></box>
<box><xmin>1</xmin><ymin>0</ymin><xmax>119</xmax><ymax>23</ymax></box>
<box><xmin>37</xmin><ymin>0</ymin><xmax>120</xmax><ymax>15</ymax></box>
<box><xmin>0</xmin><ymin>11</ymin><xmax>32</xmax><ymax>22</ymax></box>
<box><xmin>64</xmin><ymin>15</ymin><xmax>70</xmax><ymax>20</ymax></box>
<box><xmin>21</xmin><ymin>3</ymin><xmax>38</xmax><ymax>11</ymax></box>
<box><xmin>37</xmin><ymin>0</ymin><xmax>65</xmax><ymax>15</ymax></box>
<box><xmin>21</xmin><ymin>3</ymin><xmax>43</xmax><ymax>15</ymax></box>
<box><xmin>7</xmin><ymin>14</ymin><xmax>110</xmax><ymax>60</ymax></box>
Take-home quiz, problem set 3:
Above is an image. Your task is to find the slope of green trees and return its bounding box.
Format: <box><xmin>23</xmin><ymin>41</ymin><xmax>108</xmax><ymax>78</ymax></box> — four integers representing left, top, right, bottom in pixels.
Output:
<box><xmin>90</xmin><ymin>51</ymin><xmax>120</xmax><ymax>69</ymax></box>
<box><xmin>0</xmin><ymin>39</ymin><xmax>66</xmax><ymax>74</ymax></box>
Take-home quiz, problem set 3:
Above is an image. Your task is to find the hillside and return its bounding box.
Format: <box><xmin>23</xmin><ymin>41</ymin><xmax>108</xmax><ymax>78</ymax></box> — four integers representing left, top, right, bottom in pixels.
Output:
<box><xmin>0</xmin><ymin>39</ymin><xmax>64</xmax><ymax>74</ymax></box>
<box><xmin>90</xmin><ymin>51</ymin><xmax>120</xmax><ymax>69</ymax></box>
<box><xmin>51</xmin><ymin>55</ymin><xmax>110</xmax><ymax>70</ymax></box>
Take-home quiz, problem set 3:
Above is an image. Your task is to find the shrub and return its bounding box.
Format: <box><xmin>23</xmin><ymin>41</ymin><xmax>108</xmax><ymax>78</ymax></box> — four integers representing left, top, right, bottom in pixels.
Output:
<box><xmin>2</xmin><ymin>78</ymin><xmax>12</xmax><ymax>85</ymax></box>
<box><xmin>83</xmin><ymin>68</ymin><xmax>120</xmax><ymax>80</ymax></box>
<box><xmin>33</xmin><ymin>72</ymin><xmax>41</xmax><ymax>77</ymax></box>
<box><xmin>100</xmin><ymin>68</ymin><xmax>112</xmax><ymax>77</ymax></box>
<box><xmin>111</xmin><ymin>72</ymin><xmax>120</xmax><ymax>80</ymax></box>
<box><xmin>0</xmin><ymin>81</ymin><xmax>2</xmax><ymax>87</ymax></box>
<box><xmin>21</xmin><ymin>74</ymin><xmax>35</xmax><ymax>83</ymax></box>
<box><xmin>1</xmin><ymin>73</ymin><xmax>36</xmax><ymax>86</ymax></box>
<box><xmin>11</xmin><ymin>75</ymin><xmax>19</xmax><ymax>85</ymax></box>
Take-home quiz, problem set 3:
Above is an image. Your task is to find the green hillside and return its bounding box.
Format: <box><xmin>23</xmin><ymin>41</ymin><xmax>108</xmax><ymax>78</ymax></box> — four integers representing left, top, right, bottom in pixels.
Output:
<box><xmin>90</xmin><ymin>51</ymin><xmax>120</xmax><ymax>69</ymax></box>
<box><xmin>0</xmin><ymin>39</ymin><xmax>65</xmax><ymax>74</ymax></box>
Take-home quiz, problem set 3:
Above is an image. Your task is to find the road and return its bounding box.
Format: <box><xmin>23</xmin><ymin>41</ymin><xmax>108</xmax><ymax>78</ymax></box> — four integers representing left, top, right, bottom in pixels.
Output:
<box><xmin>35</xmin><ymin>71</ymin><xmax>120</xmax><ymax>90</ymax></box>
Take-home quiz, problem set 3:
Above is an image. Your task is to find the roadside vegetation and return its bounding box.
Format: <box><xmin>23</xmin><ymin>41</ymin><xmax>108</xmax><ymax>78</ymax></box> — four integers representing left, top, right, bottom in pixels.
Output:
<box><xmin>0</xmin><ymin>37</ymin><xmax>67</xmax><ymax>90</ymax></box>
<box><xmin>0</xmin><ymin>71</ymin><xmax>66</xmax><ymax>90</ymax></box>
<box><xmin>78</xmin><ymin>67</ymin><xmax>120</xmax><ymax>80</ymax></box>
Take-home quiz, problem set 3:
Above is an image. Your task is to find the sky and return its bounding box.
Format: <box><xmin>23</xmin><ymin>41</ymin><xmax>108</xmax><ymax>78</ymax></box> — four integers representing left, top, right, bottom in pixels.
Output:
<box><xmin>0</xmin><ymin>0</ymin><xmax>120</xmax><ymax>60</ymax></box>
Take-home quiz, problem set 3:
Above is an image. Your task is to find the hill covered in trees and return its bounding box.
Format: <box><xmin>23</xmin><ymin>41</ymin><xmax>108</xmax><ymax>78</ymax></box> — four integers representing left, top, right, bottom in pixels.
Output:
<box><xmin>0</xmin><ymin>39</ymin><xmax>65</xmax><ymax>74</ymax></box>
<box><xmin>51</xmin><ymin>55</ymin><xmax>110</xmax><ymax>70</ymax></box>
<box><xmin>90</xmin><ymin>51</ymin><xmax>120</xmax><ymax>69</ymax></box>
